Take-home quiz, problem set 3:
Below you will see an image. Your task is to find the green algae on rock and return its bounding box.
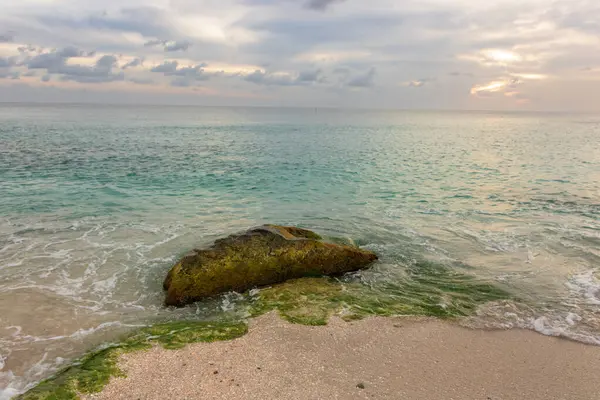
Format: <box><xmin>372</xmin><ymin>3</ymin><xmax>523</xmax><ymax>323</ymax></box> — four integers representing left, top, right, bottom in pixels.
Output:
<box><xmin>17</xmin><ymin>321</ymin><xmax>247</xmax><ymax>400</ymax></box>
<box><xmin>248</xmin><ymin>260</ymin><xmax>511</xmax><ymax>325</ymax></box>
<box><xmin>163</xmin><ymin>225</ymin><xmax>378</xmax><ymax>307</ymax></box>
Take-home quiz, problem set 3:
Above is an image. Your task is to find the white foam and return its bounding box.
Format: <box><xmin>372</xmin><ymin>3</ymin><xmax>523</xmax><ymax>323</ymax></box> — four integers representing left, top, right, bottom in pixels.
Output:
<box><xmin>7</xmin><ymin>321</ymin><xmax>137</xmax><ymax>344</ymax></box>
<box><xmin>565</xmin><ymin>270</ymin><xmax>600</xmax><ymax>305</ymax></box>
<box><xmin>91</xmin><ymin>273</ymin><xmax>119</xmax><ymax>294</ymax></box>
<box><xmin>566</xmin><ymin>312</ymin><xmax>582</xmax><ymax>326</ymax></box>
<box><xmin>466</xmin><ymin>300</ymin><xmax>600</xmax><ymax>346</ymax></box>
<box><xmin>220</xmin><ymin>292</ymin><xmax>244</xmax><ymax>312</ymax></box>
<box><xmin>5</xmin><ymin>326</ymin><xmax>22</xmax><ymax>337</ymax></box>
<box><xmin>0</xmin><ymin>386</ymin><xmax>20</xmax><ymax>400</ymax></box>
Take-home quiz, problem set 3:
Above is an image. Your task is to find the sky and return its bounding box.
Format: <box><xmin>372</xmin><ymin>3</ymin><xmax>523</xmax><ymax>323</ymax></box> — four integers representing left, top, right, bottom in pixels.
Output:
<box><xmin>0</xmin><ymin>0</ymin><xmax>599</xmax><ymax>111</ymax></box>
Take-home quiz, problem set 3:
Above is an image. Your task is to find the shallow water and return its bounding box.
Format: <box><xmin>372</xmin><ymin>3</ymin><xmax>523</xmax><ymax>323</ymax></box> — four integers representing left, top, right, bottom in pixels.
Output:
<box><xmin>1</xmin><ymin>104</ymin><xmax>600</xmax><ymax>398</ymax></box>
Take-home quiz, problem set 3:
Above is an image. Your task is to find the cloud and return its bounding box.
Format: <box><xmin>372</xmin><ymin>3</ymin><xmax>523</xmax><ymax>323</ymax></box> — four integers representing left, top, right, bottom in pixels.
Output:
<box><xmin>400</xmin><ymin>78</ymin><xmax>435</xmax><ymax>88</ymax></box>
<box><xmin>470</xmin><ymin>77</ymin><xmax>523</xmax><ymax>97</ymax></box>
<box><xmin>305</xmin><ymin>0</ymin><xmax>346</xmax><ymax>11</ymax></box>
<box><xmin>129</xmin><ymin>77</ymin><xmax>154</xmax><ymax>85</ymax></box>
<box><xmin>18</xmin><ymin>45</ymin><xmax>38</xmax><ymax>54</ymax></box>
<box><xmin>144</xmin><ymin>39</ymin><xmax>167</xmax><ymax>47</ymax></box>
<box><xmin>170</xmin><ymin>65</ymin><xmax>210</xmax><ymax>79</ymax></box>
<box><xmin>150</xmin><ymin>61</ymin><xmax>179</xmax><ymax>73</ymax></box>
<box><xmin>170</xmin><ymin>77</ymin><xmax>194</xmax><ymax>87</ymax></box>
<box><xmin>296</xmin><ymin>69</ymin><xmax>323</xmax><ymax>83</ymax></box>
<box><xmin>96</xmin><ymin>55</ymin><xmax>118</xmax><ymax>68</ymax></box>
<box><xmin>145</xmin><ymin>39</ymin><xmax>192</xmax><ymax>52</ymax></box>
<box><xmin>122</xmin><ymin>57</ymin><xmax>144</xmax><ymax>69</ymax></box>
<box><xmin>26</xmin><ymin>48</ymin><xmax>124</xmax><ymax>84</ymax></box>
<box><xmin>59</xmin><ymin>73</ymin><xmax>125</xmax><ymax>84</ymax></box>
<box><xmin>41</xmin><ymin>74</ymin><xmax>51</xmax><ymax>82</ymax></box>
<box><xmin>408</xmin><ymin>80</ymin><xmax>425</xmax><ymax>87</ymax></box>
<box><xmin>243</xmin><ymin>68</ymin><xmax>327</xmax><ymax>86</ymax></box>
<box><xmin>0</xmin><ymin>70</ymin><xmax>20</xmax><ymax>79</ymax></box>
<box><xmin>0</xmin><ymin>57</ymin><xmax>16</xmax><ymax>68</ymax></box>
<box><xmin>150</xmin><ymin>61</ymin><xmax>213</xmax><ymax>84</ymax></box>
<box><xmin>346</xmin><ymin>68</ymin><xmax>376</xmax><ymax>88</ymax></box>
<box><xmin>244</xmin><ymin>69</ymin><xmax>294</xmax><ymax>85</ymax></box>
<box><xmin>448</xmin><ymin>72</ymin><xmax>474</xmax><ymax>77</ymax></box>
<box><xmin>2</xmin><ymin>0</ymin><xmax>600</xmax><ymax>110</ymax></box>
<box><xmin>0</xmin><ymin>32</ymin><xmax>15</xmax><ymax>42</ymax></box>
<box><xmin>35</xmin><ymin>7</ymin><xmax>173</xmax><ymax>39</ymax></box>
<box><xmin>27</xmin><ymin>47</ymin><xmax>86</xmax><ymax>70</ymax></box>
<box><xmin>59</xmin><ymin>46</ymin><xmax>84</xmax><ymax>58</ymax></box>
<box><xmin>165</xmin><ymin>41</ymin><xmax>192</xmax><ymax>52</ymax></box>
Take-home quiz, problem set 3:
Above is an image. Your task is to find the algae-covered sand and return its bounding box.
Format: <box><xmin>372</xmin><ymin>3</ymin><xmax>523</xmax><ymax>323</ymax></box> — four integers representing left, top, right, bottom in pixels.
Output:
<box><xmin>17</xmin><ymin>322</ymin><xmax>248</xmax><ymax>400</ymax></box>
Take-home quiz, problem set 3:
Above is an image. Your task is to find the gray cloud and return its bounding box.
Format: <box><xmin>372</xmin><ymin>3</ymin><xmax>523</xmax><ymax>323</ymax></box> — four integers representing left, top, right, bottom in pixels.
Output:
<box><xmin>243</xmin><ymin>68</ymin><xmax>327</xmax><ymax>86</ymax></box>
<box><xmin>296</xmin><ymin>69</ymin><xmax>323</xmax><ymax>83</ymax></box>
<box><xmin>150</xmin><ymin>61</ymin><xmax>180</xmax><ymax>73</ymax></box>
<box><xmin>18</xmin><ymin>45</ymin><xmax>38</xmax><ymax>54</ymax></box>
<box><xmin>0</xmin><ymin>57</ymin><xmax>16</xmax><ymax>68</ymax></box>
<box><xmin>144</xmin><ymin>39</ymin><xmax>167</xmax><ymax>47</ymax></box>
<box><xmin>0</xmin><ymin>32</ymin><xmax>15</xmax><ymax>42</ymax></box>
<box><xmin>247</xmin><ymin>14</ymin><xmax>401</xmax><ymax>46</ymax></box>
<box><xmin>26</xmin><ymin>48</ymin><xmax>124</xmax><ymax>83</ymax></box>
<box><xmin>59</xmin><ymin>72</ymin><xmax>124</xmax><ymax>84</ymax></box>
<box><xmin>27</xmin><ymin>52</ymin><xmax>65</xmax><ymax>69</ymax></box>
<box><xmin>305</xmin><ymin>0</ymin><xmax>345</xmax><ymax>11</ymax></box>
<box><xmin>0</xmin><ymin>70</ymin><xmax>19</xmax><ymax>79</ymax></box>
<box><xmin>170</xmin><ymin>65</ymin><xmax>209</xmax><ymax>79</ymax></box>
<box><xmin>35</xmin><ymin>7</ymin><xmax>173</xmax><ymax>39</ymax></box>
<box><xmin>346</xmin><ymin>68</ymin><xmax>376</xmax><ymax>88</ymax></box>
<box><xmin>27</xmin><ymin>47</ymin><xmax>83</xmax><ymax>69</ymax></box>
<box><xmin>552</xmin><ymin>2</ymin><xmax>600</xmax><ymax>35</ymax></box>
<box><xmin>170</xmin><ymin>77</ymin><xmax>194</xmax><ymax>87</ymax></box>
<box><xmin>449</xmin><ymin>72</ymin><xmax>474</xmax><ymax>77</ymax></box>
<box><xmin>244</xmin><ymin>69</ymin><xmax>294</xmax><ymax>86</ymax></box>
<box><xmin>165</xmin><ymin>40</ymin><xmax>191</xmax><ymax>52</ymax></box>
<box><xmin>145</xmin><ymin>39</ymin><xmax>191</xmax><ymax>52</ymax></box>
<box><xmin>238</xmin><ymin>12</ymin><xmax>408</xmax><ymax>66</ymax></box>
<box><xmin>129</xmin><ymin>77</ymin><xmax>154</xmax><ymax>85</ymax></box>
<box><xmin>26</xmin><ymin>46</ymin><xmax>88</xmax><ymax>71</ymax></box>
<box><xmin>150</xmin><ymin>61</ymin><xmax>211</xmax><ymax>81</ymax></box>
<box><xmin>122</xmin><ymin>57</ymin><xmax>144</xmax><ymax>69</ymax></box>
<box><xmin>96</xmin><ymin>55</ymin><xmax>118</xmax><ymax>68</ymax></box>
<box><xmin>59</xmin><ymin>46</ymin><xmax>84</xmax><ymax>58</ymax></box>
<box><xmin>1</xmin><ymin>0</ymin><xmax>600</xmax><ymax>110</ymax></box>
<box><xmin>41</xmin><ymin>74</ymin><xmax>51</xmax><ymax>82</ymax></box>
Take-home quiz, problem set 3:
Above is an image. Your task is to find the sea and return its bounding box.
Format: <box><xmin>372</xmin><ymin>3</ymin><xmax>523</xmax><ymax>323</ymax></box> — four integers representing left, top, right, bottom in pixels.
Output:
<box><xmin>1</xmin><ymin>104</ymin><xmax>599</xmax><ymax>398</ymax></box>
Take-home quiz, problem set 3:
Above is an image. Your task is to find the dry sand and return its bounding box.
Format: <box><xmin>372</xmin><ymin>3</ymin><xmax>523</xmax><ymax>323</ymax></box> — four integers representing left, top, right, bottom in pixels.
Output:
<box><xmin>87</xmin><ymin>313</ymin><xmax>600</xmax><ymax>400</ymax></box>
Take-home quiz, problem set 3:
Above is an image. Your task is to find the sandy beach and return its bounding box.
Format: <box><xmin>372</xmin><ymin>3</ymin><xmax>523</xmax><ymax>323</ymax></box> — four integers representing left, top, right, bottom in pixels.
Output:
<box><xmin>85</xmin><ymin>313</ymin><xmax>600</xmax><ymax>400</ymax></box>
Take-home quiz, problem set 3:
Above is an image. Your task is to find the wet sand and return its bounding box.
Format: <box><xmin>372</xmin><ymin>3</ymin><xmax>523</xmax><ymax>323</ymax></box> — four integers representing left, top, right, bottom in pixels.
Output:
<box><xmin>86</xmin><ymin>313</ymin><xmax>600</xmax><ymax>400</ymax></box>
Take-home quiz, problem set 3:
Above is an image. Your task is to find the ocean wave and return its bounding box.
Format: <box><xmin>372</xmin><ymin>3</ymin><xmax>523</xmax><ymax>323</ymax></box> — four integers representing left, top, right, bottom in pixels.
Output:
<box><xmin>565</xmin><ymin>270</ymin><xmax>600</xmax><ymax>306</ymax></box>
<box><xmin>464</xmin><ymin>300</ymin><xmax>600</xmax><ymax>346</ymax></box>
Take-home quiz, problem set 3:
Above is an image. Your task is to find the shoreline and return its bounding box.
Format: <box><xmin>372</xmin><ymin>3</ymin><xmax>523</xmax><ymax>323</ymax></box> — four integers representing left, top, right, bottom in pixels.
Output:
<box><xmin>83</xmin><ymin>312</ymin><xmax>600</xmax><ymax>400</ymax></box>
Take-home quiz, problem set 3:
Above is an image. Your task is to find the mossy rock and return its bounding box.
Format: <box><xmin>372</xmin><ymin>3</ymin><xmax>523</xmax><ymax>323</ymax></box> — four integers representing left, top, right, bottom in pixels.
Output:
<box><xmin>164</xmin><ymin>225</ymin><xmax>378</xmax><ymax>307</ymax></box>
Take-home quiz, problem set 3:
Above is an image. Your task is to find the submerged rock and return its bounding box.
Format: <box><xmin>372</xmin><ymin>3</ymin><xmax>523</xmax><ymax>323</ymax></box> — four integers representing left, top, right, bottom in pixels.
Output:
<box><xmin>163</xmin><ymin>225</ymin><xmax>378</xmax><ymax>307</ymax></box>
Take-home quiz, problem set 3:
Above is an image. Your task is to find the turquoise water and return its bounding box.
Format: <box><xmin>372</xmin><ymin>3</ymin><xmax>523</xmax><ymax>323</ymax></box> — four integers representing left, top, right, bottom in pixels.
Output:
<box><xmin>1</xmin><ymin>104</ymin><xmax>600</xmax><ymax>397</ymax></box>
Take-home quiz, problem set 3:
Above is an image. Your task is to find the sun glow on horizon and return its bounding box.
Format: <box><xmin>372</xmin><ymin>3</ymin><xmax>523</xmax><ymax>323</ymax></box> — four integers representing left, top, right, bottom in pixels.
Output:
<box><xmin>482</xmin><ymin>49</ymin><xmax>522</xmax><ymax>64</ymax></box>
<box><xmin>470</xmin><ymin>80</ymin><xmax>509</xmax><ymax>95</ymax></box>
